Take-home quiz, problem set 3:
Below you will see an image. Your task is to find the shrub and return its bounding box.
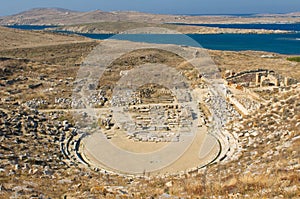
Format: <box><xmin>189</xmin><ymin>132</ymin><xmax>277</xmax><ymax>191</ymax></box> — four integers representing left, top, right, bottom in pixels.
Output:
<box><xmin>287</xmin><ymin>57</ymin><xmax>300</xmax><ymax>62</ymax></box>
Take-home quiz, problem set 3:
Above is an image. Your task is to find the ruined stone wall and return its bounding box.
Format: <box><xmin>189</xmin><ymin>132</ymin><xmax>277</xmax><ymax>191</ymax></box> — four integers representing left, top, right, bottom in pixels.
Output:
<box><xmin>226</xmin><ymin>69</ymin><xmax>268</xmax><ymax>84</ymax></box>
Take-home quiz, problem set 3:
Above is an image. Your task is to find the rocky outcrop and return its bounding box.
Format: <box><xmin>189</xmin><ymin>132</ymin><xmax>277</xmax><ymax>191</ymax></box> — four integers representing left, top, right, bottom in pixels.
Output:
<box><xmin>50</xmin><ymin>24</ymin><xmax>292</xmax><ymax>35</ymax></box>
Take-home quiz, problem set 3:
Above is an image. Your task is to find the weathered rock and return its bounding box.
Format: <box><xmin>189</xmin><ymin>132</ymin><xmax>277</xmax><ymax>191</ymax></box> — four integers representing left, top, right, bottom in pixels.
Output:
<box><xmin>28</xmin><ymin>83</ymin><xmax>43</xmax><ymax>89</ymax></box>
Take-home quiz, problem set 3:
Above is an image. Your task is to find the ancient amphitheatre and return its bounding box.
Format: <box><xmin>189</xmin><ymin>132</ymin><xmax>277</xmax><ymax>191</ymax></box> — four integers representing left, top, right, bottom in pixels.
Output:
<box><xmin>66</xmin><ymin>36</ymin><xmax>225</xmax><ymax>176</ymax></box>
<box><xmin>0</xmin><ymin>9</ymin><xmax>300</xmax><ymax>198</ymax></box>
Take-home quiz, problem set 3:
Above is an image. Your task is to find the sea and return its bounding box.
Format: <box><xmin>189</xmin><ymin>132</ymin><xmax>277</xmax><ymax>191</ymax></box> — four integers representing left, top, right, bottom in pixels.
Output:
<box><xmin>5</xmin><ymin>24</ymin><xmax>300</xmax><ymax>55</ymax></box>
<box><xmin>6</xmin><ymin>25</ymin><xmax>58</xmax><ymax>30</ymax></box>
<box><xmin>168</xmin><ymin>23</ymin><xmax>300</xmax><ymax>32</ymax></box>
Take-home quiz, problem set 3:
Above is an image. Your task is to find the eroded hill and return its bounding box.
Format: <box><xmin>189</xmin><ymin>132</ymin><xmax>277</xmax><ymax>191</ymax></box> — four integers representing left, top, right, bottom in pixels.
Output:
<box><xmin>1</xmin><ymin>8</ymin><xmax>299</xmax><ymax>25</ymax></box>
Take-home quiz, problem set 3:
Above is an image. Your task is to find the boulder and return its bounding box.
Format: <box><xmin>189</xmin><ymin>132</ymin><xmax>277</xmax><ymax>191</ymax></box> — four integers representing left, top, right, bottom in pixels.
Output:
<box><xmin>28</xmin><ymin>83</ymin><xmax>43</xmax><ymax>89</ymax></box>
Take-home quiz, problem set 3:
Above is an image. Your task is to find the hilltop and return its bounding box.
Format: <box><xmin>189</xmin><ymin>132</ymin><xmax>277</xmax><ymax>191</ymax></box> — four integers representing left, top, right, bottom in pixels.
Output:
<box><xmin>0</xmin><ymin>8</ymin><xmax>299</xmax><ymax>25</ymax></box>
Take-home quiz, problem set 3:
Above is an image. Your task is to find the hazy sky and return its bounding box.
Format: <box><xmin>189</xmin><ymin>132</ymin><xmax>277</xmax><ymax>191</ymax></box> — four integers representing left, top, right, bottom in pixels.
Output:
<box><xmin>0</xmin><ymin>0</ymin><xmax>300</xmax><ymax>16</ymax></box>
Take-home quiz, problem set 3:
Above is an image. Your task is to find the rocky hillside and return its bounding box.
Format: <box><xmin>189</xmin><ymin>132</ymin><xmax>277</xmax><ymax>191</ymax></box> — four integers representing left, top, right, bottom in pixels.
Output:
<box><xmin>0</xmin><ymin>27</ymin><xmax>299</xmax><ymax>198</ymax></box>
<box><xmin>1</xmin><ymin>57</ymin><xmax>299</xmax><ymax>198</ymax></box>
<box><xmin>0</xmin><ymin>8</ymin><xmax>171</xmax><ymax>25</ymax></box>
<box><xmin>1</xmin><ymin>8</ymin><xmax>299</xmax><ymax>25</ymax></box>
<box><xmin>0</xmin><ymin>26</ymin><xmax>92</xmax><ymax>50</ymax></box>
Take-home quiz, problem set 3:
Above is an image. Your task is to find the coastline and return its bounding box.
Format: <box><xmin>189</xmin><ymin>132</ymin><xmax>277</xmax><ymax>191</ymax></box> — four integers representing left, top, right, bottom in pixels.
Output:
<box><xmin>48</xmin><ymin>23</ymin><xmax>292</xmax><ymax>34</ymax></box>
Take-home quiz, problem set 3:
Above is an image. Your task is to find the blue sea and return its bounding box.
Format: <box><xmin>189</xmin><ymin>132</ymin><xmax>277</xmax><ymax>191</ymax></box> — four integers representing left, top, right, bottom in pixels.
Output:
<box><xmin>168</xmin><ymin>23</ymin><xmax>300</xmax><ymax>32</ymax></box>
<box><xmin>5</xmin><ymin>25</ymin><xmax>57</xmax><ymax>30</ymax></box>
<box><xmin>5</xmin><ymin>24</ymin><xmax>300</xmax><ymax>55</ymax></box>
<box><xmin>75</xmin><ymin>33</ymin><xmax>300</xmax><ymax>55</ymax></box>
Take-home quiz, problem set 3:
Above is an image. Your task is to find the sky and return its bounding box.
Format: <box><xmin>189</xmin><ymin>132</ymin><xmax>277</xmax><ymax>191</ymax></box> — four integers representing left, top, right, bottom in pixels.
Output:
<box><xmin>0</xmin><ymin>0</ymin><xmax>300</xmax><ymax>16</ymax></box>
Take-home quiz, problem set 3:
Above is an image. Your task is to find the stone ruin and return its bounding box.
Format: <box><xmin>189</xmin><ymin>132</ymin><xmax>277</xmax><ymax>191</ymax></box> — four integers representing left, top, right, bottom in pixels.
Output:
<box><xmin>113</xmin><ymin>104</ymin><xmax>196</xmax><ymax>142</ymax></box>
<box><xmin>225</xmin><ymin>69</ymin><xmax>298</xmax><ymax>88</ymax></box>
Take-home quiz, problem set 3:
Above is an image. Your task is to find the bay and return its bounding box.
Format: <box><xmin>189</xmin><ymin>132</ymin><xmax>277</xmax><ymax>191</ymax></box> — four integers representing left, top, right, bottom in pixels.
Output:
<box><xmin>78</xmin><ymin>33</ymin><xmax>300</xmax><ymax>55</ymax></box>
<box><xmin>5</xmin><ymin>25</ymin><xmax>300</xmax><ymax>55</ymax></box>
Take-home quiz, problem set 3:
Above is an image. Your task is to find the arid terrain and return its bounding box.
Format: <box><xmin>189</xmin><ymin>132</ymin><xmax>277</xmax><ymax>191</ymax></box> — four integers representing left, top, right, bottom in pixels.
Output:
<box><xmin>48</xmin><ymin>21</ymin><xmax>291</xmax><ymax>34</ymax></box>
<box><xmin>0</xmin><ymin>22</ymin><xmax>300</xmax><ymax>199</ymax></box>
<box><xmin>1</xmin><ymin>8</ymin><xmax>300</xmax><ymax>25</ymax></box>
<box><xmin>0</xmin><ymin>26</ymin><xmax>94</xmax><ymax>50</ymax></box>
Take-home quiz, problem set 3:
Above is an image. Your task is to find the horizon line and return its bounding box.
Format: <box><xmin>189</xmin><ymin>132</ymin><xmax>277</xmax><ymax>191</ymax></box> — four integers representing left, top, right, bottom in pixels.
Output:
<box><xmin>1</xmin><ymin>7</ymin><xmax>299</xmax><ymax>17</ymax></box>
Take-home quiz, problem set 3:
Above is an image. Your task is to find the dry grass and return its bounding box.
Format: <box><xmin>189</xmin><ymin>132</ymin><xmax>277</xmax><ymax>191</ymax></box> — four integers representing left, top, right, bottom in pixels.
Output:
<box><xmin>209</xmin><ymin>50</ymin><xmax>300</xmax><ymax>81</ymax></box>
<box><xmin>1</xmin><ymin>27</ymin><xmax>299</xmax><ymax>198</ymax></box>
<box><xmin>0</xmin><ymin>26</ymin><xmax>92</xmax><ymax>50</ymax></box>
<box><xmin>0</xmin><ymin>41</ymin><xmax>98</xmax><ymax>66</ymax></box>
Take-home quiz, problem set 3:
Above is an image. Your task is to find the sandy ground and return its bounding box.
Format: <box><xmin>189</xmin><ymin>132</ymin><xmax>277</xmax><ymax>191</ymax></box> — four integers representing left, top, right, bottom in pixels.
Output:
<box><xmin>82</xmin><ymin>124</ymin><xmax>220</xmax><ymax>176</ymax></box>
<box><xmin>110</xmin><ymin>130</ymin><xmax>168</xmax><ymax>153</ymax></box>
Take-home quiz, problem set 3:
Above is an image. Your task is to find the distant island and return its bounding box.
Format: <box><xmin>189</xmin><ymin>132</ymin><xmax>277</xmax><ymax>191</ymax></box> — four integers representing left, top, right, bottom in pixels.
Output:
<box><xmin>0</xmin><ymin>8</ymin><xmax>299</xmax><ymax>26</ymax></box>
<box><xmin>1</xmin><ymin>8</ymin><xmax>299</xmax><ymax>35</ymax></box>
